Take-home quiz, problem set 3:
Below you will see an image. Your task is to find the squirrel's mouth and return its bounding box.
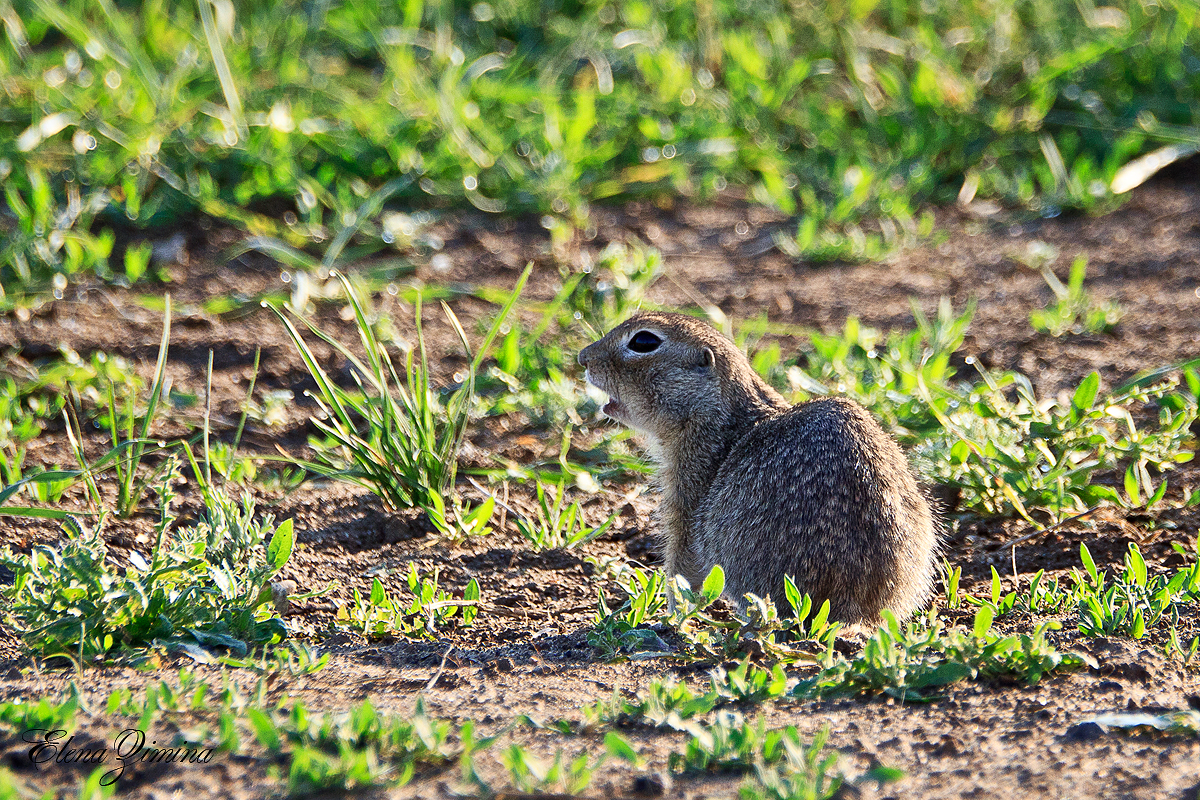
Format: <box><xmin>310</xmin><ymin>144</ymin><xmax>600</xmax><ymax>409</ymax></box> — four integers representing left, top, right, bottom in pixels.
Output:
<box><xmin>601</xmin><ymin>396</ymin><xmax>625</xmax><ymax>418</ymax></box>
<box><xmin>584</xmin><ymin>369</ymin><xmax>625</xmax><ymax>420</ymax></box>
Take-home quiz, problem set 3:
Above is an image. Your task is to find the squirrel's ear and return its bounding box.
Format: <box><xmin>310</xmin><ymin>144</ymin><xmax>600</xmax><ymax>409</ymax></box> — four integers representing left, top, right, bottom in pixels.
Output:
<box><xmin>694</xmin><ymin>346</ymin><xmax>715</xmax><ymax>372</ymax></box>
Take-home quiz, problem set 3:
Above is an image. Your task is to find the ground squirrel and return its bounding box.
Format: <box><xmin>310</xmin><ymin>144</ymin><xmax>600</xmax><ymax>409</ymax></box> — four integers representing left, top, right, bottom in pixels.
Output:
<box><xmin>578</xmin><ymin>311</ymin><xmax>937</xmax><ymax>625</ymax></box>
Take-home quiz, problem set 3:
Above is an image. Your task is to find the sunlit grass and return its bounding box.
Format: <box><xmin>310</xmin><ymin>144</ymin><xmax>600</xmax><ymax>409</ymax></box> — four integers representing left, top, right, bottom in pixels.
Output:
<box><xmin>3</xmin><ymin>0</ymin><xmax>1200</xmax><ymax>296</ymax></box>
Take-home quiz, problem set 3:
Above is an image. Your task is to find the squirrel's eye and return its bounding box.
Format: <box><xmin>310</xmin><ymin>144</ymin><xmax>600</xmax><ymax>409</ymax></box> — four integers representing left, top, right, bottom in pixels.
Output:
<box><xmin>627</xmin><ymin>330</ymin><xmax>662</xmax><ymax>353</ymax></box>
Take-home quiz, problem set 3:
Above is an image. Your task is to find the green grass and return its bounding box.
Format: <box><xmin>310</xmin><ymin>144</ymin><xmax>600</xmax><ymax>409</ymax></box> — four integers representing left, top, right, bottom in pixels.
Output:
<box><xmin>0</xmin><ymin>473</ymin><xmax>295</xmax><ymax>662</ymax></box>
<box><xmin>335</xmin><ymin>565</ymin><xmax>481</xmax><ymax>640</ymax></box>
<box><xmin>4</xmin><ymin>0</ymin><xmax>1200</xmax><ymax>298</ymax></box>
<box><xmin>511</xmin><ymin>478</ymin><xmax>618</xmax><ymax>550</ymax></box>
<box><xmin>1028</xmin><ymin>253</ymin><xmax>1125</xmax><ymax>336</ymax></box>
<box><xmin>0</xmin><ymin>345</ymin><xmax>144</xmax><ymax>505</ymax></box>
<box><xmin>269</xmin><ymin>266</ymin><xmax>527</xmax><ymax>529</ymax></box>
<box><xmin>792</xmin><ymin>608</ymin><xmax>1090</xmax><ymax>702</ymax></box>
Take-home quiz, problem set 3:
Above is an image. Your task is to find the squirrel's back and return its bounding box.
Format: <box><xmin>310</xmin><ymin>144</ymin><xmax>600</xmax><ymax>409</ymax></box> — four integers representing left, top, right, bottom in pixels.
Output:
<box><xmin>694</xmin><ymin>397</ymin><xmax>937</xmax><ymax>624</ymax></box>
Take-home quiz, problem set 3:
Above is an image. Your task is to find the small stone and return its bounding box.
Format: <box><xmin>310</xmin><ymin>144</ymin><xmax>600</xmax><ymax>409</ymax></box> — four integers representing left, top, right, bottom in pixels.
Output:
<box><xmin>1065</xmin><ymin>721</ymin><xmax>1105</xmax><ymax>742</ymax></box>
<box><xmin>632</xmin><ymin>774</ymin><xmax>665</xmax><ymax>796</ymax></box>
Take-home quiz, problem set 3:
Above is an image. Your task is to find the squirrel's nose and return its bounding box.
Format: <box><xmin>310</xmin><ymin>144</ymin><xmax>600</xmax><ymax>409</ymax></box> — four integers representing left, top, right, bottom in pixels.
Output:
<box><xmin>577</xmin><ymin>343</ymin><xmax>592</xmax><ymax>366</ymax></box>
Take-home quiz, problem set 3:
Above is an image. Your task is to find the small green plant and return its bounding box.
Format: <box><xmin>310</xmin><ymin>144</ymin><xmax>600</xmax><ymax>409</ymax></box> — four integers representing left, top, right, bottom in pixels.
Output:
<box><xmin>795</xmin><ymin>298</ymin><xmax>976</xmax><ymax>441</ymax></box>
<box><xmin>1030</xmin><ymin>255</ymin><xmax>1124</xmax><ymax>337</ymax></box>
<box><xmin>514</xmin><ymin>480</ymin><xmax>617</xmax><ymax>551</ymax></box>
<box><xmin>669</xmin><ymin>567</ymin><xmax>840</xmax><ymax>663</ymax></box>
<box><xmin>500</xmin><ymin>745</ymin><xmax>600</xmax><ymax>796</ymax></box>
<box><xmin>669</xmin><ymin>711</ymin><xmax>778</xmax><ymax>775</ymax></box>
<box><xmin>91</xmin><ymin>296</ymin><xmax>173</xmax><ymax>517</ymax></box>
<box><xmin>589</xmin><ymin>566</ymin><xmax>672</xmax><ymax>660</ymax></box>
<box><xmin>270</xmin><ymin>267</ymin><xmax>527</xmax><ymax>531</ymax></box>
<box><xmin>1074</xmin><ymin>542</ymin><xmax>1200</xmax><ymax>639</ymax></box>
<box><xmin>582</xmin><ymin>675</ymin><xmax>717</xmax><ymax>731</ymax></box>
<box><xmin>445</xmin><ymin>494</ymin><xmax>498</xmax><ymax>541</ymax></box>
<box><xmin>590</xmin><ymin>564</ymin><xmax>840</xmax><ymax>664</ymax></box>
<box><xmin>336</xmin><ymin>565</ymin><xmax>480</xmax><ymax>640</ymax></box>
<box><xmin>0</xmin><ymin>690</ymin><xmax>81</xmax><ymax>737</ymax></box>
<box><xmin>709</xmin><ymin>661</ymin><xmax>789</xmax><ymax>705</ymax></box>
<box><xmin>0</xmin><ymin>347</ymin><xmax>146</xmax><ymax>506</ymax></box>
<box><xmin>741</xmin><ymin>726</ymin><xmax>848</xmax><ymax>800</ymax></box>
<box><xmin>0</xmin><ymin>470</ymin><xmax>296</xmax><ymax>661</ymax></box>
<box><xmin>793</xmin><ymin>608</ymin><xmax>1091</xmax><ymax>702</ymax></box>
<box><xmin>941</xmin><ymin>561</ymin><xmax>964</xmax><ymax>609</ymax></box>
<box><xmin>916</xmin><ymin>370</ymin><xmax>1197</xmax><ymax>522</ymax></box>
<box><xmin>248</xmin><ymin>698</ymin><xmax>459</xmax><ymax>795</ymax></box>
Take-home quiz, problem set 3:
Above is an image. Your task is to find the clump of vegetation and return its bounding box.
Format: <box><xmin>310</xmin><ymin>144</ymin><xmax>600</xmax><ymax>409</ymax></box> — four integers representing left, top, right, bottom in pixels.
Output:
<box><xmin>583</xmin><ymin>674</ymin><xmax>876</xmax><ymax>797</ymax></box>
<box><xmin>948</xmin><ymin>540</ymin><xmax>1200</xmax><ymax>658</ymax></box>
<box><xmin>590</xmin><ymin>564</ymin><xmax>840</xmax><ymax>664</ymax></box>
<box><xmin>1029</xmin><ymin>255</ymin><xmax>1124</xmax><ymax>336</ymax></box>
<box><xmin>85</xmin><ymin>296</ymin><xmax>173</xmax><ymax>518</ymax></box>
<box><xmin>336</xmin><ymin>565</ymin><xmax>480</xmax><ymax>640</ymax></box>
<box><xmin>742</xmin><ymin>727</ymin><xmax>852</xmax><ymax>800</ymax></box>
<box><xmin>0</xmin><ymin>303</ymin><xmax>176</xmax><ymax>518</ymax></box>
<box><xmin>497</xmin><ymin>744</ymin><xmax>602</xmax><ymax>797</ymax></box>
<box><xmin>0</xmin><ymin>347</ymin><xmax>140</xmax><ymax>501</ymax></box>
<box><xmin>513</xmin><ymin>479</ymin><xmax>617</xmax><ymax>551</ymax></box>
<box><xmin>270</xmin><ymin>267</ymin><xmax>526</xmax><ymax>530</ymax></box>
<box><xmin>0</xmin><ymin>478</ymin><xmax>295</xmax><ymax>661</ymax></box>
<box><xmin>252</xmin><ymin>698</ymin><xmax>460</xmax><ymax>795</ymax></box>
<box><xmin>788</xmin><ymin>298</ymin><xmax>976</xmax><ymax>441</ymax></box>
<box><xmin>1074</xmin><ymin>542</ymin><xmax>1200</xmax><ymax>641</ymax></box>
<box><xmin>915</xmin><ymin>368</ymin><xmax>1197</xmax><ymax>522</ymax></box>
<box><xmin>793</xmin><ymin>607</ymin><xmax>1091</xmax><ymax>702</ymax></box>
<box><xmin>7</xmin><ymin>0</ymin><xmax>1200</xmax><ymax>298</ymax></box>
<box><xmin>582</xmin><ymin>674</ymin><xmax>718</xmax><ymax>730</ymax></box>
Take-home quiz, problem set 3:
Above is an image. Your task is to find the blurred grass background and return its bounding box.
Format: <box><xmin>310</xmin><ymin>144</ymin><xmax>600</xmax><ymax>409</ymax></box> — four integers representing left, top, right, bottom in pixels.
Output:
<box><xmin>2</xmin><ymin>0</ymin><xmax>1199</xmax><ymax>298</ymax></box>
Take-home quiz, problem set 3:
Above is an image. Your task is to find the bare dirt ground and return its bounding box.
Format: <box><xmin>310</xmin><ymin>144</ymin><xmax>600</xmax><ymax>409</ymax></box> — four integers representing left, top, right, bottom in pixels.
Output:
<box><xmin>1</xmin><ymin>171</ymin><xmax>1199</xmax><ymax>799</ymax></box>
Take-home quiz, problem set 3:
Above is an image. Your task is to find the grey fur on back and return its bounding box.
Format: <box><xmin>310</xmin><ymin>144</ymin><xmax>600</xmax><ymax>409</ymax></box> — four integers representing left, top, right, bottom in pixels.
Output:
<box><xmin>694</xmin><ymin>397</ymin><xmax>936</xmax><ymax>623</ymax></box>
<box><xmin>578</xmin><ymin>311</ymin><xmax>938</xmax><ymax>625</ymax></box>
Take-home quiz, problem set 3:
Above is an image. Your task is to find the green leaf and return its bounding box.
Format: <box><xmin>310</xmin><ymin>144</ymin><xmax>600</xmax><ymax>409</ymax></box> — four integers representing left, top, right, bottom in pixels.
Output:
<box><xmin>604</xmin><ymin>731</ymin><xmax>640</xmax><ymax>765</ymax></box>
<box><xmin>864</xmin><ymin>765</ymin><xmax>906</xmax><ymax>785</ymax></box>
<box><xmin>700</xmin><ymin>564</ymin><xmax>725</xmax><ymax>601</ymax></box>
<box><xmin>0</xmin><ymin>506</ymin><xmax>81</xmax><ymax>519</ymax></box>
<box><xmin>247</xmin><ymin>708</ymin><xmax>281</xmax><ymax>751</ymax></box>
<box><xmin>1080</xmin><ymin>544</ymin><xmax>1099</xmax><ymax>586</ymax></box>
<box><xmin>920</xmin><ymin>661</ymin><xmax>973</xmax><ymax>688</ymax></box>
<box><xmin>463</xmin><ymin>578</ymin><xmax>480</xmax><ymax>626</ymax></box>
<box><xmin>1126</xmin><ymin>543</ymin><xmax>1147</xmax><ymax>587</ymax></box>
<box><xmin>1148</xmin><ymin>477</ymin><xmax>1169</xmax><ymax>508</ymax></box>
<box><xmin>811</xmin><ymin>599</ymin><xmax>831</xmax><ymax>633</ymax></box>
<box><xmin>1071</xmin><ymin>371</ymin><xmax>1100</xmax><ymax>419</ymax></box>
<box><xmin>370</xmin><ymin>577</ymin><xmax>387</xmax><ymax>607</ymax></box>
<box><xmin>783</xmin><ymin>575</ymin><xmax>804</xmax><ymax>619</ymax></box>
<box><xmin>266</xmin><ymin>518</ymin><xmax>294</xmax><ymax>573</ymax></box>
<box><xmin>1124</xmin><ymin>465</ymin><xmax>1141</xmax><ymax>507</ymax></box>
<box><xmin>972</xmin><ymin>604</ymin><xmax>995</xmax><ymax>639</ymax></box>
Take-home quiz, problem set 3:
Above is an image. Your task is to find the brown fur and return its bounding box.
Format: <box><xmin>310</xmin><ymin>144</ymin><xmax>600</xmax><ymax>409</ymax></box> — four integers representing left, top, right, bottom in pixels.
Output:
<box><xmin>578</xmin><ymin>311</ymin><xmax>937</xmax><ymax>625</ymax></box>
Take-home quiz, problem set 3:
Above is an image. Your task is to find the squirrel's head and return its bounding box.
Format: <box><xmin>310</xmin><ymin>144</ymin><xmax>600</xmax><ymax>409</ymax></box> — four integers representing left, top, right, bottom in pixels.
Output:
<box><xmin>577</xmin><ymin>312</ymin><xmax>784</xmax><ymax>442</ymax></box>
